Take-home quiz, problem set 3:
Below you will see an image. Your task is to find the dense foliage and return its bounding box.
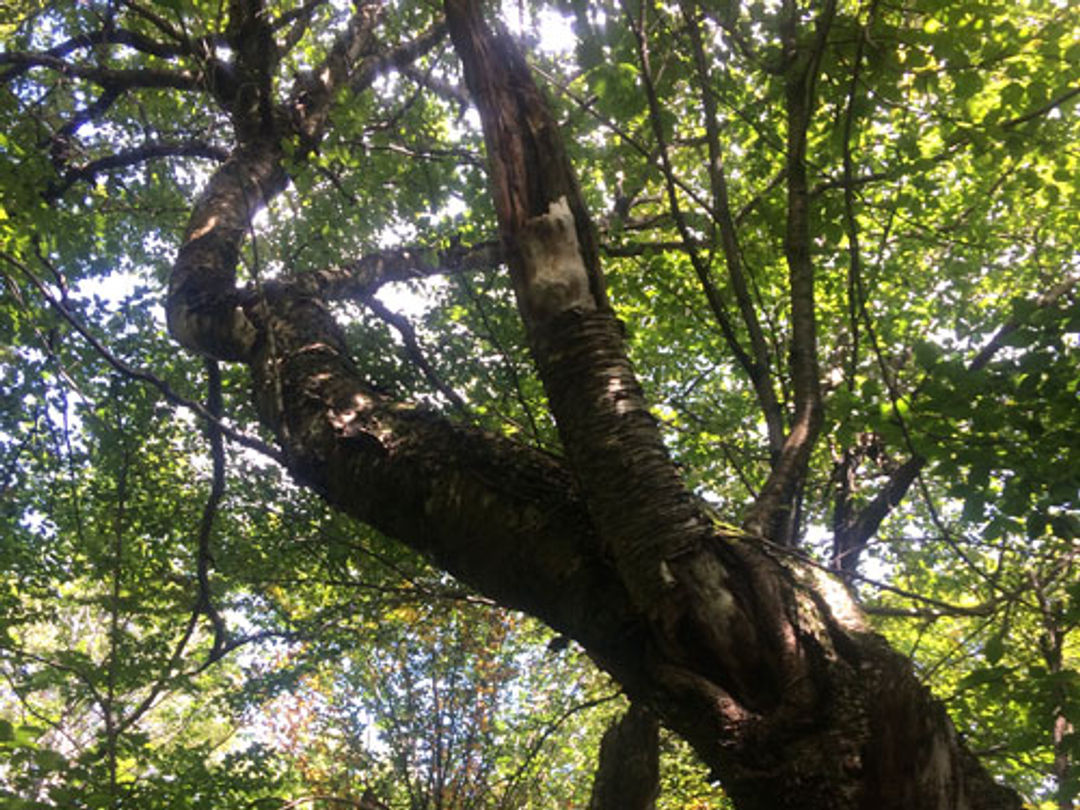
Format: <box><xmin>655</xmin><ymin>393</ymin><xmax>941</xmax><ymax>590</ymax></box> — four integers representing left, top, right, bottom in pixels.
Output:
<box><xmin>0</xmin><ymin>0</ymin><xmax>1077</xmax><ymax>806</ymax></box>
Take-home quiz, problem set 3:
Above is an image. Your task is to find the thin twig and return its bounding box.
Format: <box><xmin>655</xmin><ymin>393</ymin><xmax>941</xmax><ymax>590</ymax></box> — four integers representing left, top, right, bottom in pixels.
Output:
<box><xmin>364</xmin><ymin>295</ymin><xmax>469</xmax><ymax>413</ymax></box>
<box><xmin>0</xmin><ymin>251</ymin><xmax>284</xmax><ymax>463</ymax></box>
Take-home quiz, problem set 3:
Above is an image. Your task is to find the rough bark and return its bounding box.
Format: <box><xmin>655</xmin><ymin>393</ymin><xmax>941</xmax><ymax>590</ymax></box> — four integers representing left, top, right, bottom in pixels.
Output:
<box><xmin>162</xmin><ymin>2</ymin><xmax>1024</xmax><ymax>808</ymax></box>
<box><xmin>230</xmin><ymin>278</ymin><xmax>1020</xmax><ymax>810</ymax></box>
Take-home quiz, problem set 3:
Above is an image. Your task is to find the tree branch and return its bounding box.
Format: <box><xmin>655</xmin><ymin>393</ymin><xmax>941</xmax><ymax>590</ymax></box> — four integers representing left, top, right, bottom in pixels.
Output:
<box><xmin>1</xmin><ymin>250</ymin><xmax>283</xmax><ymax>464</ymax></box>
<box><xmin>0</xmin><ymin>53</ymin><xmax>202</xmax><ymax>91</ymax></box>
<box><xmin>626</xmin><ymin>0</ymin><xmax>764</xmax><ymax>432</ymax></box>
<box><xmin>47</xmin><ymin>140</ymin><xmax>230</xmax><ymax>200</ymax></box>
<box><xmin>291</xmin><ymin>241</ymin><xmax>501</xmax><ymax>301</ymax></box>
<box><xmin>0</xmin><ymin>27</ymin><xmax>185</xmax><ymax>67</ymax></box>
<box><xmin>835</xmin><ymin>272</ymin><xmax>1078</xmax><ymax>569</ymax></box>
<box><xmin>363</xmin><ymin>295</ymin><xmax>469</xmax><ymax>413</ymax></box>
<box><xmin>681</xmin><ymin>2</ymin><xmax>785</xmax><ymax>458</ymax></box>
<box><xmin>116</xmin><ymin>0</ymin><xmax>197</xmax><ymax>46</ymax></box>
<box><xmin>968</xmin><ymin>274</ymin><xmax>1078</xmax><ymax>371</ymax></box>
<box><xmin>588</xmin><ymin>703</ymin><xmax>660</xmax><ymax>810</ymax></box>
<box><xmin>743</xmin><ymin>0</ymin><xmax>836</xmax><ymax>543</ymax></box>
<box><xmin>195</xmin><ymin>358</ymin><xmax>229</xmax><ymax>662</ymax></box>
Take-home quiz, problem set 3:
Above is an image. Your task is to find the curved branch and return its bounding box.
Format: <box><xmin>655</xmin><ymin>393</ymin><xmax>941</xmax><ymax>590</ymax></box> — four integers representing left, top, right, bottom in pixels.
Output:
<box><xmin>167</xmin><ymin>8</ymin><xmax>446</xmax><ymax>360</ymax></box>
<box><xmin>969</xmin><ymin>274</ymin><xmax>1078</xmax><ymax>371</ymax></box>
<box><xmin>47</xmin><ymin>140</ymin><xmax>229</xmax><ymax>200</ymax></box>
<box><xmin>0</xmin><ymin>53</ymin><xmax>202</xmax><ymax>91</ymax></box>
<box><xmin>51</xmin><ymin>87</ymin><xmax>122</xmax><ymax>157</ymax></box>
<box><xmin>116</xmin><ymin>0</ymin><xmax>198</xmax><ymax>46</ymax></box>
<box><xmin>243</xmin><ymin>284</ymin><xmax>635</xmax><ymax>657</ymax></box>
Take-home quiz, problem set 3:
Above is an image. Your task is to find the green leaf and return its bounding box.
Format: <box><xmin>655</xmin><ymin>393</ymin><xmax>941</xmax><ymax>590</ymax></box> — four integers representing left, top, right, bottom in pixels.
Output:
<box><xmin>958</xmin><ymin>666</ymin><xmax>1010</xmax><ymax>690</ymax></box>
<box><xmin>913</xmin><ymin>339</ymin><xmax>942</xmax><ymax>369</ymax></box>
<box><xmin>33</xmin><ymin>748</ymin><xmax>67</xmax><ymax>772</ymax></box>
<box><xmin>1026</xmin><ymin>512</ymin><xmax>1047</xmax><ymax>539</ymax></box>
<box><xmin>984</xmin><ymin>633</ymin><xmax>1005</xmax><ymax>665</ymax></box>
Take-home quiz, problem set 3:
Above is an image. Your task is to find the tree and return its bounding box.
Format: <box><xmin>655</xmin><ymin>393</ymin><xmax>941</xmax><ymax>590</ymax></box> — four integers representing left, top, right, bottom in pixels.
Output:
<box><xmin>0</xmin><ymin>0</ymin><xmax>1077</xmax><ymax>807</ymax></box>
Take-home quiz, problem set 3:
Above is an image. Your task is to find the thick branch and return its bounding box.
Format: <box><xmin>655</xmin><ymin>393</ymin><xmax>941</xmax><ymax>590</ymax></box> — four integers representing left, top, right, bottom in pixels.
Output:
<box><xmin>242</xmin><ymin>284</ymin><xmax>639</xmax><ymax>664</ymax></box>
<box><xmin>150</xmin><ymin>3</ymin><xmax>1026</xmax><ymax>805</ymax></box>
<box><xmin>166</xmin><ymin>141</ymin><xmax>287</xmax><ymax>359</ymax></box>
<box><xmin>442</xmin><ymin>5</ymin><xmax>848</xmax><ymax>792</ymax></box>
<box><xmin>167</xmin><ymin>1</ymin><xmax>394</xmax><ymax>359</ymax></box>
<box><xmin>291</xmin><ymin>241</ymin><xmax>501</xmax><ymax>301</ymax></box>
<box><xmin>446</xmin><ymin>0</ymin><xmax>739</xmax><ymax>620</ymax></box>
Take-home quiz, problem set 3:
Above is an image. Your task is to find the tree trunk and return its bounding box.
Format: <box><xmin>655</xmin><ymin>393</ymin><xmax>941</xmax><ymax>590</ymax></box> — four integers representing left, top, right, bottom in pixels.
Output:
<box><xmin>589</xmin><ymin>704</ymin><xmax>659</xmax><ymax>810</ymax></box>
<box><xmin>163</xmin><ymin>1</ymin><xmax>1024</xmax><ymax>807</ymax></box>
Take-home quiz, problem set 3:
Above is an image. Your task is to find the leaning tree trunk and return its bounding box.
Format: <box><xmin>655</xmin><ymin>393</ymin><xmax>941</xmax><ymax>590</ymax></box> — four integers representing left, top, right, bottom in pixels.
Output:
<box><xmin>163</xmin><ymin>0</ymin><xmax>1023</xmax><ymax>807</ymax></box>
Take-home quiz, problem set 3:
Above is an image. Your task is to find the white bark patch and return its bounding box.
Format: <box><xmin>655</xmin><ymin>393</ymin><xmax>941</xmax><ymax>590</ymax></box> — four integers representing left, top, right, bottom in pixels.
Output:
<box><xmin>808</xmin><ymin>566</ymin><xmax>868</xmax><ymax>632</ymax></box>
<box><xmin>169</xmin><ymin>302</ymin><xmax>257</xmax><ymax>360</ymax></box>
<box><xmin>518</xmin><ymin>196</ymin><xmax>596</xmax><ymax>321</ymax></box>
<box><xmin>328</xmin><ymin>391</ymin><xmax>373</xmax><ymax>432</ymax></box>
<box><xmin>187</xmin><ymin>214</ymin><xmax>219</xmax><ymax>242</ymax></box>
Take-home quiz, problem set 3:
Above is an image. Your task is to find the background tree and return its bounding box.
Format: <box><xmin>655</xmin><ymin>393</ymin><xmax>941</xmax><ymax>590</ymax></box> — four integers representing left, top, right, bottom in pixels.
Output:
<box><xmin>0</xmin><ymin>0</ymin><xmax>1077</xmax><ymax>807</ymax></box>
